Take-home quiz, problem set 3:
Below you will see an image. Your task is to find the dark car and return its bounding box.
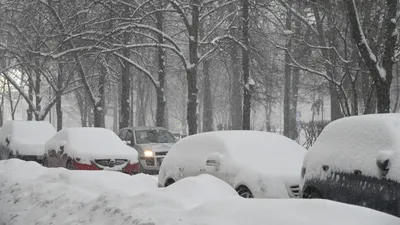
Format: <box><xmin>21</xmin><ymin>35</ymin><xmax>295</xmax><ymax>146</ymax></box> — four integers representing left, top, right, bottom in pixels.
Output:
<box><xmin>301</xmin><ymin>114</ymin><xmax>400</xmax><ymax>217</ymax></box>
<box><xmin>118</xmin><ymin>127</ymin><xmax>176</xmax><ymax>174</ymax></box>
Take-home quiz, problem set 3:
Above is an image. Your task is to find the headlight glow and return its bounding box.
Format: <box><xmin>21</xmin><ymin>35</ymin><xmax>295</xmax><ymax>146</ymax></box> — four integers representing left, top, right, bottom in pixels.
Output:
<box><xmin>144</xmin><ymin>150</ymin><xmax>154</xmax><ymax>157</ymax></box>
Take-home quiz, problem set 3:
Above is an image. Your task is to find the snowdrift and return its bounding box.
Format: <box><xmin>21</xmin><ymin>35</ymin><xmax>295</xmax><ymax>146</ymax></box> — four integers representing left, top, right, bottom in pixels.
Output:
<box><xmin>0</xmin><ymin>159</ymin><xmax>398</xmax><ymax>225</ymax></box>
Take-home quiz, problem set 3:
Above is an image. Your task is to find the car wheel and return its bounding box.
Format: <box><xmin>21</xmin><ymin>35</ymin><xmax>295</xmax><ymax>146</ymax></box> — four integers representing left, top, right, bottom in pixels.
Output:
<box><xmin>307</xmin><ymin>191</ymin><xmax>322</xmax><ymax>199</ymax></box>
<box><xmin>164</xmin><ymin>178</ymin><xmax>175</xmax><ymax>187</ymax></box>
<box><xmin>236</xmin><ymin>185</ymin><xmax>254</xmax><ymax>198</ymax></box>
<box><xmin>66</xmin><ymin>160</ymin><xmax>74</xmax><ymax>170</ymax></box>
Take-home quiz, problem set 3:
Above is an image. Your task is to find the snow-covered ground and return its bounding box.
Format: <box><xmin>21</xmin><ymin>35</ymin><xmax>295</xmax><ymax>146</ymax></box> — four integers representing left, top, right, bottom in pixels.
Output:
<box><xmin>0</xmin><ymin>159</ymin><xmax>399</xmax><ymax>225</ymax></box>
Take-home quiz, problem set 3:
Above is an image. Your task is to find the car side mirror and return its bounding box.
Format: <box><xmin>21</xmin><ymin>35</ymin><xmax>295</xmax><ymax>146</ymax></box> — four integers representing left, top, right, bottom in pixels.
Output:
<box><xmin>59</xmin><ymin>141</ymin><xmax>67</xmax><ymax>152</ymax></box>
<box><xmin>205</xmin><ymin>153</ymin><xmax>221</xmax><ymax>171</ymax></box>
<box><xmin>376</xmin><ymin>150</ymin><xmax>393</xmax><ymax>176</ymax></box>
<box><xmin>124</xmin><ymin>140</ymin><xmax>132</xmax><ymax>146</ymax></box>
<box><xmin>5</xmin><ymin>135</ymin><xmax>10</xmax><ymax>145</ymax></box>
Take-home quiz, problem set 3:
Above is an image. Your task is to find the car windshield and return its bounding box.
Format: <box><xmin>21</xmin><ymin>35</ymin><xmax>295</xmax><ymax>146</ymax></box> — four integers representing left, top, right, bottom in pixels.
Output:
<box><xmin>135</xmin><ymin>129</ymin><xmax>176</xmax><ymax>144</ymax></box>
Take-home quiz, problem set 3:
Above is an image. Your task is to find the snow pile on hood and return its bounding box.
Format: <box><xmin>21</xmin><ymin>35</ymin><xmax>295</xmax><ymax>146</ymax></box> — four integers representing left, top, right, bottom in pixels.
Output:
<box><xmin>304</xmin><ymin>114</ymin><xmax>400</xmax><ymax>181</ymax></box>
<box><xmin>45</xmin><ymin>128</ymin><xmax>138</xmax><ymax>161</ymax></box>
<box><xmin>1</xmin><ymin>159</ymin><xmax>398</xmax><ymax>225</ymax></box>
<box><xmin>0</xmin><ymin>120</ymin><xmax>56</xmax><ymax>156</ymax></box>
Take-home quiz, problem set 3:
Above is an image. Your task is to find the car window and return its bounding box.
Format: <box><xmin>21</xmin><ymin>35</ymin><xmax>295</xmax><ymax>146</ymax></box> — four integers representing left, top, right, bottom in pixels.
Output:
<box><xmin>118</xmin><ymin>130</ymin><xmax>127</xmax><ymax>140</ymax></box>
<box><xmin>135</xmin><ymin>130</ymin><xmax>176</xmax><ymax>144</ymax></box>
<box><xmin>125</xmin><ymin>130</ymin><xmax>133</xmax><ymax>142</ymax></box>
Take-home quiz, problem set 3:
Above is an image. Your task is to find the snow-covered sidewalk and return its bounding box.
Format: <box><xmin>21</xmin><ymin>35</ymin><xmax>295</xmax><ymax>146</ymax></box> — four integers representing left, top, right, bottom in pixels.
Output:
<box><xmin>0</xmin><ymin>159</ymin><xmax>399</xmax><ymax>225</ymax></box>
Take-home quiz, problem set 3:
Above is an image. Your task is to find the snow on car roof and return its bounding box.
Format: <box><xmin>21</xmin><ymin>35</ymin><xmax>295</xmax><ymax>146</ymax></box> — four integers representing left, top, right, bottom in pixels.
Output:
<box><xmin>0</xmin><ymin>120</ymin><xmax>56</xmax><ymax>144</ymax></box>
<box><xmin>165</xmin><ymin>131</ymin><xmax>306</xmax><ymax>176</ymax></box>
<box><xmin>46</xmin><ymin>127</ymin><xmax>138</xmax><ymax>161</ymax></box>
<box><xmin>305</xmin><ymin>113</ymin><xmax>400</xmax><ymax>180</ymax></box>
<box><xmin>0</xmin><ymin>120</ymin><xmax>56</xmax><ymax>155</ymax></box>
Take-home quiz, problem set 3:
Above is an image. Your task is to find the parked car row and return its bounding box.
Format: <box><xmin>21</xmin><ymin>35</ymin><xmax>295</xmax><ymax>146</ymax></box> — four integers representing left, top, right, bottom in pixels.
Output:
<box><xmin>160</xmin><ymin>114</ymin><xmax>400</xmax><ymax>217</ymax></box>
<box><xmin>0</xmin><ymin>121</ymin><xmax>177</xmax><ymax>175</ymax></box>
<box><xmin>1</xmin><ymin>113</ymin><xmax>399</xmax><ymax>217</ymax></box>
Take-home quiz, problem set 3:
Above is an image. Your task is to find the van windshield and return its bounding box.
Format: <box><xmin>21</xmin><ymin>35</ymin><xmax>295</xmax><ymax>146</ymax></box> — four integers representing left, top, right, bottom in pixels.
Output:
<box><xmin>135</xmin><ymin>130</ymin><xmax>176</xmax><ymax>144</ymax></box>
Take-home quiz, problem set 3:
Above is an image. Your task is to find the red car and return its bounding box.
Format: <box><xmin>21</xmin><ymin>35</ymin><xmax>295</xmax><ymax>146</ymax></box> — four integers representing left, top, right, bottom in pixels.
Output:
<box><xmin>43</xmin><ymin>128</ymin><xmax>139</xmax><ymax>175</ymax></box>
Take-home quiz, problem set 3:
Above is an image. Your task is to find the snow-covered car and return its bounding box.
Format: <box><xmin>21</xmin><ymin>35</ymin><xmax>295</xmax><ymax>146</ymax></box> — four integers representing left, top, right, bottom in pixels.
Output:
<box><xmin>44</xmin><ymin>127</ymin><xmax>139</xmax><ymax>175</ymax></box>
<box><xmin>158</xmin><ymin>130</ymin><xmax>307</xmax><ymax>198</ymax></box>
<box><xmin>301</xmin><ymin>114</ymin><xmax>400</xmax><ymax>217</ymax></box>
<box><xmin>0</xmin><ymin>120</ymin><xmax>56</xmax><ymax>163</ymax></box>
<box><xmin>118</xmin><ymin>127</ymin><xmax>176</xmax><ymax>174</ymax></box>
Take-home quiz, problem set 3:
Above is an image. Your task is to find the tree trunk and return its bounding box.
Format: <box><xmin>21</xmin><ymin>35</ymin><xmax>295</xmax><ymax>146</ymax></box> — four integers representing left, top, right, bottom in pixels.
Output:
<box><xmin>155</xmin><ymin>7</ymin><xmax>167</xmax><ymax>128</ymax></box>
<box><xmin>186</xmin><ymin>0</ymin><xmax>200</xmax><ymax>135</ymax></box>
<box><xmin>283</xmin><ymin>0</ymin><xmax>292</xmax><ymax>137</ymax></box>
<box><xmin>93</xmin><ymin>59</ymin><xmax>107</xmax><ymax>127</ymax></box>
<box><xmin>200</xmin><ymin>23</ymin><xmax>213</xmax><ymax>132</ymax></box>
<box><xmin>376</xmin><ymin>79</ymin><xmax>391</xmax><ymax>113</ymax></box>
<box><xmin>265</xmin><ymin>101</ymin><xmax>272</xmax><ymax>132</ymax></box>
<box><xmin>120</xmin><ymin>43</ymin><xmax>131</xmax><ymax>129</ymax></box>
<box><xmin>75</xmin><ymin>90</ymin><xmax>87</xmax><ymax>127</ymax></box>
<box><xmin>242</xmin><ymin>0</ymin><xmax>252</xmax><ymax>130</ymax></box>
<box><xmin>129</xmin><ymin>75</ymin><xmax>135</xmax><ymax>127</ymax></box>
<box><xmin>113</xmin><ymin>82</ymin><xmax>119</xmax><ymax>131</ymax></box>
<box><xmin>27</xmin><ymin>78</ymin><xmax>34</xmax><ymax>120</ymax></box>
<box><xmin>7</xmin><ymin>82</ymin><xmax>15</xmax><ymax>120</ymax></box>
<box><xmin>345</xmin><ymin>0</ymin><xmax>397</xmax><ymax>114</ymax></box>
<box><xmin>0</xmin><ymin>82</ymin><xmax>4</xmax><ymax>126</ymax></box>
<box><xmin>290</xmin><ymin>67</ymin><xmax>300</xmax><ymax>140</ymax></box>
<box><xmin>393</xmin><ymin>64</ymin><xmax>400</xmax><ymax>112</ymax></box>
<box><xmin>202</xmin><ymin>57</ymin><xmax>213</xmax><ymax>132</ymax></box>
<box><xmin>34</xmin><ymin>65</ymin><xmax>41</xmax><ymax>121</ymax></box>
<box><xmin>313</xmin><ymin>4</ymin><xmax>343</xmax><ymax>121</ymax></box>
<box><xmin>230</xmin><ymin>47</ymin><xmax>242</xmax><ymax>129</ymax></box>
<box><xmin>56</xmin><ymin>63</ymin><xmax>63</xmax><ymax>131</ymax></box>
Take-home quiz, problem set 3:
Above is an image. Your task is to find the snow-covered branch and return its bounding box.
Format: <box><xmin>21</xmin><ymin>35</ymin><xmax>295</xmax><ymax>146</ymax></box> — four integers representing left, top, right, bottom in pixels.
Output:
<box><xmin>113</xmin><ymin>52</ymin><xmax>159</xmax><ymax>88</ymax></box>
<box><xmin>275</xmin><ymin>0</ymin><xmax>319</xmax><ymax>36</ymax></box>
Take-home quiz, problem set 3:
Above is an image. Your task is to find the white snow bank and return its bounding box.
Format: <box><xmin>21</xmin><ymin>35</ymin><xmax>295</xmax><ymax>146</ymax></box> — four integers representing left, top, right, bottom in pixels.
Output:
<box><xmin>0</xmin><ymin>120</ymin><xmax>56</xmax><ymax>156</ymax></box>
<box><xmin>45</xmin><ymin>127</ymin><xmax>138</xmax><ymax>161</ymax></box>
<box><xmin>0</xmin><ymin>159</ymin><xmax>236</xmax><ymax>225</ymax></box>
<box><xmin>1</xmin><ymin>159</ymin><xmax>398</xmax><ymax>225</ymax></box>
<box><xmin>304</xmin><ymin>114</ymin><xmax>400</xmax><ymax>181</ymax></box>
<box><xmin>184</xmin><ymin>198</ymin><xmax>400</xmax><ymax>225</ymax></box>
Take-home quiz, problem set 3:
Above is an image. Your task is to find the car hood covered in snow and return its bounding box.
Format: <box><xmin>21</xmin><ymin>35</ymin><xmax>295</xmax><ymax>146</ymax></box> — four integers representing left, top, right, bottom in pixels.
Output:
<box><xmin>45</xmin><ymin>128</ymin><xmax>138</xmax><ymax>161</ymax></box>
<box><xmin>0</xmin><ymin>159</ymin><xmax>398</xmax><ymax>225</ymax></box>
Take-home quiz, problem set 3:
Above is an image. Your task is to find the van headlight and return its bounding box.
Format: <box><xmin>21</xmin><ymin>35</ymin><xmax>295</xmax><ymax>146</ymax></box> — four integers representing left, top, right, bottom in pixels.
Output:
<box><xmin>144</xmin><ymin>150</ymin><xmax>154</xmax><ymax>157</ymax></box>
